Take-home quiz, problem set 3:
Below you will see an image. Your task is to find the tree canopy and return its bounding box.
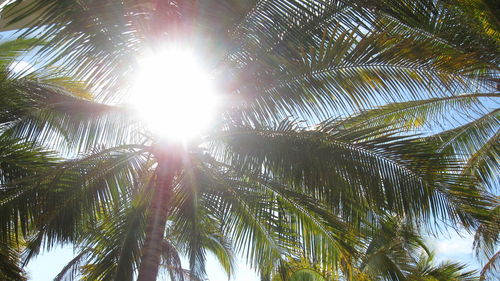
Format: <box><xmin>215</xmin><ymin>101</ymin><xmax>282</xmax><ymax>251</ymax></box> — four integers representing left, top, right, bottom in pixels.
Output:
<box><xmin>0</xmin><ymin>1</ymin><xmax>498</xmax><ymax>280</ymax></box>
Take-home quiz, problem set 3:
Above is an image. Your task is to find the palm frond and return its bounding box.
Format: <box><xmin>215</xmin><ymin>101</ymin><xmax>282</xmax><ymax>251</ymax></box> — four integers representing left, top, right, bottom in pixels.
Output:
<box><xmin>160</xmin><ymin>239</ymin><xmax>185</xmax><ymax>281</ymax></box>
<box><xmin>431</xmin><ymin>109</ymin><xmax>499</xmax><ymax>156</ymax></box>
<box><xmin>480</xmin><ymin>250</ymin><xmax>500</xmax><ymax>281</ymax></box>
<box><xmin>172</xmin><ymin>161</ymin><xmax>288</xmax><ymax>278</ymax></box>
<box><xmin>0</xmin><ymin>144</ymin><xmax>151</xmax><ymax>264</ymax></box>
<box><xmin>53</xmin><ymin>250</ymin><xmax>88</xmax><ymax>281</ymax></box>
<box><xmin>227</xmin><ymin>26</ymin><xmax>493</xmax><ymax>122</ymax></box>
<box><xmin>343</xmin><ymin>93</ymin><xmax>499</xmax><ymax>131</ymax></box>
<box><xmin>0</xmin><ymin>72</ymin><xmax>139</xmax><ymax>153</ymax></box>
<box><xmin>0</xmin><ymin>134</ymin><xmax>57</xmax><ymax>186</ymax></box>
<box><xmin>426</xmin><ymin>109</ymin><xmax>500</xmax><ymax>191</ymax></box>
<box><xmin>0</xmin><ymin>239</ymin><xmax>27</xmax><ymax>281</ymax></box>
<box><xmin>2</xmin><ymin>0</ymin><xmax>141</xmax><ymax>101</ymax></box>
<box><xmin>408</xmin><ymin>252</ymin><xmax>478</xmax><ymax>281</ymax></box>
<box><xmin>0</xmin><ymin>37</ymin><xmax>40</xmax><ymax>71</ymax></box>
<box><xmin>66</xmin><ymin>199</ymin><xmax>146</xmax><ymax>281</ymax></box>
<box><xmin>462</xmin><ymin>130</ymin><xmax>499</xmax><ymax>191</ymax></box>
<box><xmin>209</xmin><ymin>119</ymin><xmax>491</xmax><ymax>227</ymax></box>
<box><xmin>474</xmin><ymin>203</ymin><xmax>500</xmax><ymax>281</ymax></box>
<box><xmin>365</xmin><ymin>0</ymin><xmax>499</xmax><ymax>69</ymax></box>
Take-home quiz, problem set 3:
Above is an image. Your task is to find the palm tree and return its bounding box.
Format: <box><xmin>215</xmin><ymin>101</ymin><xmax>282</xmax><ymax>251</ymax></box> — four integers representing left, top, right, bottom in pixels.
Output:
<box><xmin>406</xmin><ymin>253</ymin><xmax>478</xmax><ymax>281</ymax></box>
<box><xmin>0</xmin><ymin>1</ymin><xmax>498</xmax><ymax>280</ymax></box>
<box><xmin>52</xmin><ymin>195</ymin><xmax>230</xmax><ymax>281</ymax></box>
<box><xmin>268</xmin><ymin>217</ymin><xmax>479</xmax><ymax>281</ymax></box>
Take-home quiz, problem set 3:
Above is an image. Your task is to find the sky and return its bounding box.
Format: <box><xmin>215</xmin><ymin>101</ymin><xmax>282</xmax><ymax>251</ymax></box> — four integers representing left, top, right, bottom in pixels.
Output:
<box><xmin>25</xmin><ymin>230</ymin><xmax>482</xmax><ymax>281</ymax></box>
<box><xmin>26</xmin><ymin>247</ymin><xmax>260</xmax><ymax>281</ymax></box>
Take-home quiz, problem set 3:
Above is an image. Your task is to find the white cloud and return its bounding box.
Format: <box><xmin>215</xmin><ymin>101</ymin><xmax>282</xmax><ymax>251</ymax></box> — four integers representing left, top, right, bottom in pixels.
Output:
<box><xmin>429</xmin><ymin>231</ymin><xmax>474</xmax><ymax>255</ymax></box>
<box><xmin>436</xmin><ymin>238</ymin><xmax>473</xmax><ymax>254</ymax></box>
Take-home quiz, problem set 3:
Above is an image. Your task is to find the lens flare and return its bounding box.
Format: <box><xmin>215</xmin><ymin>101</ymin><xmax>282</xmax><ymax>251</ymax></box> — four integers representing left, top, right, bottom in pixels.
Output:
<box><xmin>129</xmin><ymin>47</ymin><xmax>218</xmax><ymax>141</ymax></box>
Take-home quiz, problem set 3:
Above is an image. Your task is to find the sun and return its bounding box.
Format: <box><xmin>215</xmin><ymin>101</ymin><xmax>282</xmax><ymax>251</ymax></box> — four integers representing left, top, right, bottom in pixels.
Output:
<box><xmin>128</xmin><ymin>47</ymin><xmax>218</xmax><ymax>141</ymax></box>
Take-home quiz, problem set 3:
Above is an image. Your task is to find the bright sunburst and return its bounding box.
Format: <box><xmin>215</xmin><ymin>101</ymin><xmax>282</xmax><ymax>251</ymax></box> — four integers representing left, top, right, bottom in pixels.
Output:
<box><xmin>129</xmin><ymin>47</ymin><xmax>218</xmax><ymax>141</ymax></box>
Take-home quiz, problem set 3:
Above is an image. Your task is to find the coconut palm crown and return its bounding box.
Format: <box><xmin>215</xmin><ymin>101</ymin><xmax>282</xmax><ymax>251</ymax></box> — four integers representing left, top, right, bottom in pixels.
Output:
<box><xmin>0</xmin><ymin>1</ymin><xmax>498</xmax><ymax>280</ymax></box>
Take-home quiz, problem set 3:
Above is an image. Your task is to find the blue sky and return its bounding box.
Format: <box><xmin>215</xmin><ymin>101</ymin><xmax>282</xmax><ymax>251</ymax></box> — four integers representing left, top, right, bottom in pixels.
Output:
<box><xmin>26</xmin><ymin>247</ymin><xmax>260</xmax><ymax>281</ymax></box>
<box><xmin>26</xmin><ymin>230</ymin><xmax>482</xmax><ymax>281</ymax></box>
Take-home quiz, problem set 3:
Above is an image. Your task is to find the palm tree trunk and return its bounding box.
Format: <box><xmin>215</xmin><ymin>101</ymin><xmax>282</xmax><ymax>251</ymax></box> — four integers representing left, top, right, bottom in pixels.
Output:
<box><xmin>137</xmin><ymin>154</ymin><xmax>178</xmax><ymax>281</ymax></box>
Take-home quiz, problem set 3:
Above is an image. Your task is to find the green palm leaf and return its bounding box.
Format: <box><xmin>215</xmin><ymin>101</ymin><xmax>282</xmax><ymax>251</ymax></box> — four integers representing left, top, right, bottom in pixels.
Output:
<box><xmin>211</xmin><ymin>119</ymin><xmax>491</xmax><ymax>226</ymax></box>
<box><xmin>343</xmin><ymin>94</ymin><xmax>499</xmax><ymax>131</ymax></box>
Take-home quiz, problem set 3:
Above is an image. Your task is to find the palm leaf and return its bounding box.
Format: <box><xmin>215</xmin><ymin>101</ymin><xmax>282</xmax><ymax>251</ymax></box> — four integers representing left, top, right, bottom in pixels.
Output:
<box><xmin>0</xmin><ymin>239</ymin><xmax>27</xmax><ymax>281</ymax></box>
<box><xmin>343</xmin><ymin>93</ymin><xmax>499</xmax><ymax>131</ymax></box>
<box><xmin>210</xmin><ymin>119</ymin><xmax>491</xmax><ymax>227</ymax></box>
<box><xmin>0</xmin><ymin>73</ymin><xmax>139</xmax><ymax>153</ymax></box>
<box><xmin>0</xmin><ymin>144</ymin><xmax>151</xmax><ymax>263</ymax></box>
